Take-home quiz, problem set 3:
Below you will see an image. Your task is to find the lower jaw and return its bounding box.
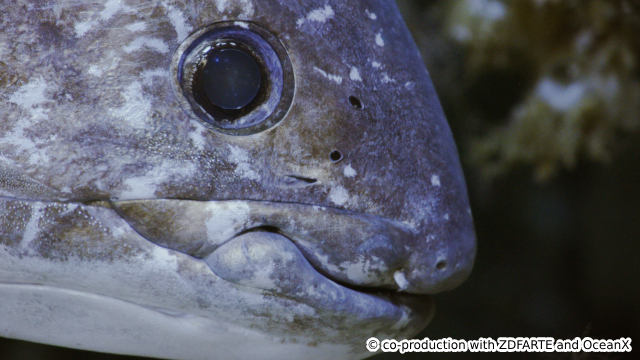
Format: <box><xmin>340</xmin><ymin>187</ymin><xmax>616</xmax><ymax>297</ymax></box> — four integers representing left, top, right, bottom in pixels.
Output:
<box><xmin>0</xmin><ymin>283</ymin><xmax>421</xmax><ymax>360</ymax></box>
<box><xmin>203</xmin><ymin>229</ymin><xmax>435</xmax><ymax>330</ymax></box>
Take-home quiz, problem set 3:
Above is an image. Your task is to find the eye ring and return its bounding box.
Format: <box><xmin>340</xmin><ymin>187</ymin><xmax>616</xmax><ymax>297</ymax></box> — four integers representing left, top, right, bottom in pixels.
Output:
<box><xmin>171</xmin><ymin>21</ymin><xmax>294</xmax><ymax>135</ymax></box>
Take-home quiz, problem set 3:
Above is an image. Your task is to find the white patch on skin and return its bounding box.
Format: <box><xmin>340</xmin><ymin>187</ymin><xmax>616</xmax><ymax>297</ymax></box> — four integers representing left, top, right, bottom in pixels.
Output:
<box><xmin>365</xmin><ymin>9</ymin><xmax>377</xmax><ymax>20</ymax></box>
<box><xmin>100</xmin><ymin>0</ymin><xmax>131</xmax><ymax>20</ymax></box>
<box><xmin>375</xmin><ymin>32</ymin><xmax>384</xmax><ymax>47</ymax></box>
<box><xmin>307</xmin><ymin>5</ymin><xmax>334</xmax><ymax>22</ymax></box>
<box><xmin>314</xmin><ymin>253</ymin><xmax>340</xmax><ymax>275</ymax></box>
<box><xmin>242</xmin><ymin>262</ymin><xmax>280</xmax><ymax>291</ymax></box>
<box><xmin>431</xmin><ymin>174</ymin><xmax>441</xmax><ymax>187</ymax></box>
<box><xmin>167</xmin><ymin>5</ymin><xmax>193</xmax><ymax>42</ymax></box>
<box><xmin>349</xmin><ymin>67</ymin><xmax>362</xmax><ymax>82</ymax></box>
<box><xmin>8</xmin><ymin>76</ymin><xmax>51</xmax><ymax>120</ymax></box>
<box><xmin>204</xmin><ymin>202</ymin><xmax>251</xmax><ymax>245</ymax></box>
<box><xmin>343</xmin><ymin>257</ymin><xmax>387</xmax><ymax>283</ymax></box>
<box><xmin>124</xmin><ymin>37</ymin><xmax>169</xmax><ymax>54</ymax></box>
<box><xmin>109</xmin><ymin>221</ymin><xmax>130</xmax><ymax>238</ymax></box>
<box><xmin>140</xmin><ymin>69</ymin><xmax>168</xmax><ymax>86</ymax></box>
<box><xmin>393</xmin><ymin>271</ymin><xmax>409</xmax><ymax>291</ymax></box>
<box><xmin>381</xmin><ymin>73</ymin><xmax>395</xmax><ymax>83</ymax></box>
<box><xmin>343</xmin><ymin>164</ymin><xmax>357</xmax><ymax>178</ymax></box>
<box><xmin>120</xmin><ymin>175</ymin><xmax>157</xmax><ymax>199</ymax></box>
<box><xmin>296</xmin><ymin>4</ymin><xmax>334</xmax><ymax>26</ymax></box>
<box><xmin>151</xmin><ymin>247</ymin><xmax>179</xmax><ymax>273</ymax></box>
<box><xmin>404</xmin><ymin>81</ymin><xmax>415</xmax><ymax>90</ymax></box>
<box><xmin>5</xmin><ymin>77</ymin><xmax>52</xmax><ymax>164</ymax></box>
<box><xmin>74</xmin><ymin>0</ymin><xmax>132</xmax><ymax>37</ymax></box>
<box><xmin>444</xmin><ymin>213</ymin><xmax>450</xmax><ymax>221</ymax></box>
<box><xmin>20</xmin><ymin>204</ymin><xmax>44</xmax><ymax>252</ymax></box>
<box><xmin>215</xmin><ymin>0</ymin><xmax>254</xmax><ymax>17</ymax></box>
<box><xmin>234</xmin><ymin>21</ymin><xmax>249</xmax><ymax>29</ymax></box>
<box><xmin>313</xmin><ymin>67</ymin><xmax>343</xmax><ymax>84</ymax></box>
<box><xmin>125</xmin><ymin>21</ymin><xmax>147</xmax><ymax>32</ymax></box>
<box><xmin>241</xmin><ymin>5</ymin><xmax>256</xmax><ymax>18</ymax></box>
<box><xmin>119</xmin><ymin>161</ymin><xmax>195</xmax><ymax>200</ymax></box>
<box><xmin>112</xmin><ymin>82</ymin><xmax>151</xmax><ymax>129</ymax></box>
<box><xmin>328</xmin><ymin>186</ymin><xmax>349</xmax><ymax>206</ymax></box>
<box><xmin>188</xmin><ymin>122</ymin><xmax>206</xmax><ymax>150</ymax></box>
<box><xmin>314</xmin><ymin>254</ymin><xmax>387</xmax><ymax>284</ymax></box>
<box><xmin>371</xmin><ymin>61</ymin><xmax>381</xmax><ymax>68</ymax></box>
<box><xmin>228</xmin><ymin>145</ymin><xmax>260</xmax><ymax>180</ymax></box>
<box><xmin>255</xmin><ymin>250</ymin><xmax>299</xmax><ymax>290</ymax></box>
<box><xmin>536</xmin><ymin>78</ymin><xmax>585</xmax><ymax>111</ymax></box>
<box><xmin>74</xmin><ymin>21</ymin><xmax>93</xmax><ymax>37</ymax></box>
<box><xmin>87</xmin><ymin>65</ymin><xmax>103</xmax><ymax>77</ymax></box>
<box><xmin>215</xmin><ymin>0</ymin><xmax>227</xmax><ymax>11</ymax></box>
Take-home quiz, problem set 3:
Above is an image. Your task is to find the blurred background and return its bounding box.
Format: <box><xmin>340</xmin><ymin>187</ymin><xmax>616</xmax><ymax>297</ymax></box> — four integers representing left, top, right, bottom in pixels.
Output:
<box><xmin>2</xmin><ymin>0</ymin><xmax>638</xmax><ymax>359</ymax></box>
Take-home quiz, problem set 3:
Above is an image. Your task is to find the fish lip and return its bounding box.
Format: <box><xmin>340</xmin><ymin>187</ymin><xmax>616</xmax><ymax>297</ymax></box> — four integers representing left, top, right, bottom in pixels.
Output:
<box><xmin>107</xmin><ymin>198</ymin><xmax>439</xmax><ymax>308</ymax></box>
<box><xmin>110</xmin><ymin>198</ymin><xmax>436</xmax><ymax>327</ymax></box>
<box><xmin>234</xmin><ymin>227</ymin><xmax>415</xmax><ymax>294</ymax></box>
<box><xmin>191</xmin><ymin>227</ymin><xmax>435</xmax><ymax>328</ymax></box>
<box><xmin>110</xmin><ymin>198</ymin><xmax>417</xmax><ymax>276</ymax></box>
<box><xmin>109</xmin><ymin>198</ymin><xmax>475</xmax><ymax>297</ymax></box>
<box><xmin>2</xmin><ymin>196</ymin><xmax>472</xmax><ymax>295</ymax></box>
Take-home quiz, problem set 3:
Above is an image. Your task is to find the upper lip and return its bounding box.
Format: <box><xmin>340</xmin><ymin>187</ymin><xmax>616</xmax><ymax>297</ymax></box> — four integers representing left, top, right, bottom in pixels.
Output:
<box><xmin>110</xmin><ymin>198</ymin><xmax>417</xmax><ymax>288</ymax></box>
<box><xmin>109</xmin><ymin>198</ymin><xmax>474</xmax><ymax>295</ymax></box>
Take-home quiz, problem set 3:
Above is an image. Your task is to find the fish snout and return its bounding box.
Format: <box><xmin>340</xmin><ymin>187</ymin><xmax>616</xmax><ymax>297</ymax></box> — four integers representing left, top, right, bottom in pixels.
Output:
<box><xmin>393</xmin><ymin>227</ymin><xmax>476</xmax><ymax>294</ymax></box>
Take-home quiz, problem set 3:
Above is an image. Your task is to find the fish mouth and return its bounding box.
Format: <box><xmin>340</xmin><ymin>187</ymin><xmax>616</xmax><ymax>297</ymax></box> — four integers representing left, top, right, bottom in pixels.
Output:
<box><xmin>107</xmin><ymin>198</ymin><xmax>473</xmax><ymax>328</ymax></box>
<box><xmin>0</xmin><ymin>196</ymin><xmax>435</xmax><ymax>356</ymax></box>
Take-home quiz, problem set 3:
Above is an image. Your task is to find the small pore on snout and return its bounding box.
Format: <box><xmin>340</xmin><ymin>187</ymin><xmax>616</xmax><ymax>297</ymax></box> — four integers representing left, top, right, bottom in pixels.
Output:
<box><xmin>348</xmin><ymin>95</ymin><xmax>364</xmax><ymax>109</ymax></box>
<box><xmin>329</xmin><ymin>150</ymin><xmax>343</xmax><ymax>162</ymax></box>
<box><xmin>436</xmin><ymin>260</ymin><xmax>447</xmax><ymax>270</ymax></box>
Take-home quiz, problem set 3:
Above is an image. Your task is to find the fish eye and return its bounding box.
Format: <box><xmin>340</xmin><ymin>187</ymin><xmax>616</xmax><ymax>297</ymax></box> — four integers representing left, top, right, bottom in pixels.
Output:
<box><xmin>200</xmin><ymin>48</ymin><xmax>262</xmax><ymax>110</ymax></box>
<box><xmin>190</xmin><ymin>40</ymin><xmax>266</xmax><ymax>118</ymax></box>
<box><xmin>172</xmin><ymin>21</ymin><xmax>294</xmax><ymax>135</ymax></box>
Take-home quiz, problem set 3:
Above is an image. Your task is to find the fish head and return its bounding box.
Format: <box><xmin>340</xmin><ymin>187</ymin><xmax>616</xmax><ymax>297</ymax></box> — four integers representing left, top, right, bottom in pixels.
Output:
<box><xmin>0</xmin><ymin>0</ymin><xmax>476</xmax><ymax>359</ymax></box>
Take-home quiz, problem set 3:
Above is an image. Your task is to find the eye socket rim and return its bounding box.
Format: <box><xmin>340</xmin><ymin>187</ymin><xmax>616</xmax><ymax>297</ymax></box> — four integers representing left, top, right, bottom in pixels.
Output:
<box><xmin>171</xmin><ymin>21</ymin><xmax>294</xmax><ymax>136</ymax></box>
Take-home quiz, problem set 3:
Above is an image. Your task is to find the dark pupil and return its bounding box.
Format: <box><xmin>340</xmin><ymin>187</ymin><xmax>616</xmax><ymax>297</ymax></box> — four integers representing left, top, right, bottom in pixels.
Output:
<box><xmin>201</xmin><ymin>48</ymin><xmax>261</xmax><ymax>110</ymax></box>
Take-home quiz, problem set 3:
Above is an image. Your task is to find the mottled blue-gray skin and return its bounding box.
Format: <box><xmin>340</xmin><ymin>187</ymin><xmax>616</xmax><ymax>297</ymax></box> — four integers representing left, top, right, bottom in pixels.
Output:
<box><xmin>0</xmin><ymin>0</ymin><xmax>476</xmax><ymax>359</ymax></box>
